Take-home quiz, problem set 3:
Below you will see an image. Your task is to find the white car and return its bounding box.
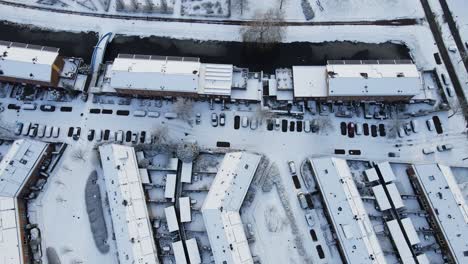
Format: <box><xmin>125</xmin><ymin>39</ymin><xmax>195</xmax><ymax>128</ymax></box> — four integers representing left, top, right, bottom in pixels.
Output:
<box><xmin>355</xmin><ymin>123</ymin><xmax>362</xmax><ymax>135</ymax></box>
<box><xmin>288</xmin><ymin>161</ymin><xmax>297</xmax><ymax>175</ymax></box>
<box><xmin>410</xmin><ymin>120</ymin><xmax>419</xmax><ymax>133</ymax></box>
<box><xmin>426</xmin><ymin>119</ymin><xmax>434</xmax><ymax>131</ymax></box>
<box><xmin>37</xmin><ymin>125</ymin><xmax>46</xmax><ymax>138</ymax></box>
<box><xmin>422</xmin><ymin>148</ymin><xmax>435</xmax><ymax>155</ymax></box>
<box><xmin>304</xmin><ymin>120</ymin><xmax>311</xmax><ymax>133</ymax></box>
<box><xmin>241</xmin><ymin>116</ymin><xmax>249</xmax><ymax>128</ymax></box>
<box><xmin>44</xmin><ymin>126</ymin><xmax>52</xmax><ymax>138</ymax></box>
<box><xmin>305</xmin><ymin>213</ymin><xmax>315</xmax><ymax>227</ymax></box>
<box><xmin>398</xmin><ymin>126</ymin><xmax>405</xmax><ymax>138</ymax></box>
<box><xmin>437</xmin><ymin>144</ymin><xmax>453</xmax><ymax>152</ymax></box>
<box><xmin>52</xmin><ymin>127</ymin><xmax>60</xmax><ymax>138</ymax></box>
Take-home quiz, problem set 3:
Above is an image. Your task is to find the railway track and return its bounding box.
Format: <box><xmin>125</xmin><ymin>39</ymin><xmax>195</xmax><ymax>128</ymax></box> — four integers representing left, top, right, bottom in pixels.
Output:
<box><xmin>0</xmin><ymin>0</ymin><xmax>420</xmax><ymax>26</ymax></box>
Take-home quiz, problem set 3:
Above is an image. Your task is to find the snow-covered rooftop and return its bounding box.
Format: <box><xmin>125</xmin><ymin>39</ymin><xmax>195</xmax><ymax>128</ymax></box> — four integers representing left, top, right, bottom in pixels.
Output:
<box><xmin>198</xmin><ymin>63</ymin><xmax>233</xmax><ymax>96</ymax></box>
<box><xmin>202</xmin><ymin>152</ymin><xmax>261</xmax><ymax>264</ymax></box>
<box><xmin>179</xmin><ymin>197</ymin><xmax>191</xmax><ymax>223</ymax></box>
<box><xmin>0</xmin><ymin>41</ymin><xmax>59</xmax><ymax>83</ymax></box>
<box><xmin>376</xmin><ymin>162</ymin><xmax>396</xmax><ymax>183</ymax></box>
<box><xmin>172</xmin><ymin>240</ymin><xmax>187</xmax><ymax>264</ymax></box>
<box><xmin>186</xmin><ymin>238</ymin><xmax>201</xmax><ymax>264</ymax></box>
<box><xmin>110</xmin><ymin>54</ymin><xmax>200</xmax><ymax>93</ymax></box>
<box><xmin>386</xmin><ymin>219</ymin><xmax>415</xmax><ymax>264</ymax></box>
<box><xmin>411</xmin><ymin>164</ymin><xmax>468</xmax><ymax>263</ymax></box>
<box><xmin>326</xmin><ymin>61</ymin><xmax>421</xmax><ymax>97</ymax></box>
<box><xmin>99</xmin><ymin>144</ymin><xmax>159</xmax><ymax>264</ymax></box>
<box><xmin>309</xmin><ymin>157</ymin><xmax>386</xmax><ymax>264</ymax></box>
<box><xmin>0</xmin><ymin>197</ymin><xmax>22</xmax><ymax>264</ymax></box>
<box><xmin>164</xmin><ymin>206</ymin><xmax>179</xmax><ymax>233</ymax></box>
<box><xmin>180</xmin><ymin>162</ymin><xmax>193</xmax><ymax>183</ymax></box>
<box><xmin>0</xmin><ymin>139</ymin><xmax>49</xmax><ymax>197</ymax></box>
<box><xmin>386</xmin><ymin>183</ymin><xmax>404</xmax><ymax>209</ymax></box>
<box><xmin>164</xmin><ymin>173</ymin><xmax>176</xmax><ymax>200</ymax></box>
<box><xmin>292</xmin><ymin>66</ymin><xmax>327</xmax><ymax>98</ymax></box>
<box><xmin>372</xmin><ymin>185</ymin><xmax>391</xmax><ymax>211</ymax></box>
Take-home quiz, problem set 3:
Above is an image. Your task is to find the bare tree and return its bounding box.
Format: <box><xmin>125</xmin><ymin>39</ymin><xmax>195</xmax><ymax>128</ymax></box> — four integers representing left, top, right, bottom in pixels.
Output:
<box><xmin>71</xmin><ymin>148</ymin><xmax>87</xmax><ymax>162</ymax></box>
<box><xmin>449</xmin><ymin>100</ymin><xmax>468</xmax><ymax>118</ymax></box>
<box><xmin>173</xmin><ymin>97</ymin><xmax>194</xmax><ymax>122</ymax></box>
<box><xmin>255</xmin><ymin>107</ymin><xmax>276</xmax><ymax>124</ymax></box>
<box><xmin>241</xmin><ymin>8</ymin><xmax>286</xmax><ymax>48</ymax></box>
<box><xmin>387</xmin><ymin>116</ymin><xmax>404</xmax><ymax>139</ymax></box>
<box><xmin>176</xmin><ymin>141</ymin><xmax>200</xmax><ymax>163</ymax></box>
<box><xmin>316</xmin><ymin>118</ymin><xmax>334</xmax><ymax>134</ymax></box>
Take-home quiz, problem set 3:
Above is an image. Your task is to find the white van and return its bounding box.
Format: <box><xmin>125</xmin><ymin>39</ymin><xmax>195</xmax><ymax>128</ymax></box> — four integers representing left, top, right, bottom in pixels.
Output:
<box><xmin>133</xmin><ymin>110</ymin><xmax>147</xmax><ymax>117</ymax></box>
<box><xmin>410</xmin><ymin>120</ymin><xmax>419</xmax><ymax>133</ymax></box>
<box><xmin>44</xmin><ymin>126</ymin><xmax>52</xmax><ymax>138</ymax></box>
<box><xmin>21</xmin><ymin>104</ymin><xmax>37</xmax><ymax>111</ymax></box>
<box><xmin>52</xmin><ymin>127</ymin><xmax>60</xmax><ymax>138</ymax></box>
<box><xmin>22</xmin><ymin>122</ymin><xmax>31</xmax><ymax>136</ymax></box>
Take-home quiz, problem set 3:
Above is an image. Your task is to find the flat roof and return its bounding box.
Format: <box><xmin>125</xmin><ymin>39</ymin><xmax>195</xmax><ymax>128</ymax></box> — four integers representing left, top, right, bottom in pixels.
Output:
<box><xmin>164</xmin><ymin>206</ymin><xmax>179</xmax><ymax>233</ymax></box>
<box><xmin>0</xmin><ymin>139</ymin><xmax>48</xmax><ymax>197</ymax></box>
<box><xmin>326</xmin><ymin>63</ymin><xmax>421</xmax><ymax>97</ymax></box>
<box><xmin>0</xmin><ymin>42</ymin><xmax>58</xmax><ymax>83</ymax></box>
<box><xmin>365</xmin><ymin>168</ymin><xmax>379</xmax><ymax>182</ymax></box>
<box><xmin>139</xmin><ymin>169</ymin><xmax>150</xmax><ymax>184</ymax></box>
<box><xmin>231</xmin><ymin>78</ymin><xmax>262</xmax><ymax>101</ymax></box>
<box><xmin>180</xmin><ymin>162</ymin><xmax>193</xmax><ymax>183</ymax></box>
<box><xmin>412</xmin><ymin>164</ymin><xmax>468</xmax><ymax>263</ymax></box>
<box><xmin>372</xmin><ymin>185</ymin><xmax>391</xmax><ymax>211</ymax></box>
<box><xmin>376</xmin><ymin>162</ymin><xmax>396</xmax><ymax>183</ymax></box>
<box><xmin>401</xmin><ymin>218</ymin><xmax>420</xmax><ymax>246</ymax></box>
<box><xmin>164</xmin><ymin>174</ymin><xmax>177</xmax><ymax>200</ymax></box>
<box><xmin>99</xmin><ymin>144</ymin><xmax>159</xmax><ymax>264</ymax></box>
<box><xmin>202</xmin><ymin>152</ymin><xmax>261</xmax><ymax>264</ymax></box>
<box><xmin>386</xmin><ymin>183</ymin><xmax>405</xmax><ymax>209</ymax></box>
<box><xmin>179</xmin><ymin>197</ymin><xmax>191</xmax><ymax>223</ymax></box>
<box><xmin>309</xmin><ymin>157</ymin><xmax>386</xmax><ymax>264</ymax></box>
<box><xmin>292</xmin><ymin>66</ymin><xmax>327</xmax><ymax>97</ymax></box>
<box><xmin>110</xmin><ymin>55</ymin><xmax>200</xmax><ymax>93</ymax></box>
<box><xmin>198</xmin><ymin>63</ymin><xmax>233</xmax><ymax>96</ymax></box>
<box><xmin>186</xmin><ymin>238</ymin><xmax>201</xmax><ymax>264</ymax></box>
<box><xmin>0</xmin><ymin>197</ymin><xmax>22</xmax><ymax>264</ymax></box>
<box><xmin>386</xmin><ymin>219</ymin><xmax>415</xmax><ymax>264</ymax></box>
<box><xmin>172</xmin><ymin>240</ymin><xmax>187</xmax><ymax>264</ymax></box>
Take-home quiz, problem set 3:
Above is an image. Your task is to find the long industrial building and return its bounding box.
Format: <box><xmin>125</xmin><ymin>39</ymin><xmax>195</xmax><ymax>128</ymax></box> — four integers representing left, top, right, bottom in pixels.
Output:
<box><xmin>201</xmin><ymin>152</ymin><xmax>262</xmax><ymax>264</ymax></box>
<box><xmin>99</xmin><ymin>144</ymin><xmax>160</xmax><ymax>264</ymax></box>
<box><xmin>0</xmin><ymin>40</ymin><xmax>87</xmax><ymax>91</ymax></box>
<box><xmin>408</xmin><ymin>164</ymin><xmax>468</xmax><ymax>263</ymax></box>
<box><xmin>0</xmin><ymin>139</ymin><xmax>51</xmax><ymax>264</ymax></box>
<box><xmin>309</xmin><ymin>157</ymin><xmax>386</xmax><ymax>264</ymax></box>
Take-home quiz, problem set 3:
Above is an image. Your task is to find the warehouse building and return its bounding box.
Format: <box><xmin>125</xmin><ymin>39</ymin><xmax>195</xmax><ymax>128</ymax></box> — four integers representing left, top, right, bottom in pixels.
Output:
<box><xmin>292</xmin><ymin>60</ymin><xmax>422</xmax><ymax>101</ymax></box>
<box><xmin>201</xmin><ymin>152</ymin><xmax>262</xmax><ymax>264</ymax></box>
<box><xmin>309</xmin><ymin>157</ymin><xmax>386</xmax><ymax>264</ymax></box>
<box><xmin>0</xmin><ymin>40</ymin><xmax>87</xmax><ymax>91</ymax></box>
<box><xmin>0</xmin><ymin>139</ymin><xmax>52</xmax><ymax>264</ymax></box>
<box><xmin>408</xmin><ymin>164</ymin><xmax>468</xmax><ymax>263</ymax></box>
<box><xmin>99</xmin><ymin>144</ymin><xmax>159</xmax><ymax>264</ymax></box>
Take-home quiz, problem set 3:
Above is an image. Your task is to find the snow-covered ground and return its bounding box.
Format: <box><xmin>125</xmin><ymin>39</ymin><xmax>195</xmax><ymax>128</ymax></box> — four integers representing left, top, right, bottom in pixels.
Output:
<box><xmin>445</xmin><ymin>0</ymin><xmax>468</xmax><ymax>47</ymax></box>
<box><xmin>3</xmin><ymin>0</ymin><xmax>425</xmax><ymax>21</ymax></box>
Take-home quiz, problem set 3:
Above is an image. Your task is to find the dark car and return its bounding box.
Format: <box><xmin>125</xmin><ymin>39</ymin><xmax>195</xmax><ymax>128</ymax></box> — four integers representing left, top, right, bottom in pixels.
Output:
<box><xmin>40</xmin><ymin>105</ymin><xmax>56</xmax><ymax>112</ymax></box>
<box><xmin>87</xmin><ymin>129</ymin><xmax>95</xmax><ymax>141</ymax></box>
<box><xmin>363</xmin><ymin>123</ymin><xmax>369</xmax><ymax>136</ymax></box>
<box><xmin>347</xmin><ymin>122</ymin><xmax>355</xmax><ymax>138</ymax></box>
<box><xmin>219</xmin><ymin>113</ymin><xmax>226</xmax><ymax>126</ymax></box>
<box><xmin>126</xmin><ymin>131</ymin><xmax>132</xmax><ymax>142</ymax></box>
<box><xmin>371</xmin><ymin>125</ymin><xmax>378</xmax><ymax>137</ymax></box>
<box><xmin>140</xmin><ymin>131</ymin><xmax>146</xmax><ymax>143</ymax></box>
<box><xmin>68</xmin><ymin>127</ymin><xmax>74</xmax><ymax>137</ymax></box>
<box><xmin>340</xmin><ymin>122</ymin><xmax>347</xmax><ymax>136</ymax></box>
<box><xmin>103</xmin><ymin>129</ymin><xmax>110</xmax><ymax>141</ymax></box>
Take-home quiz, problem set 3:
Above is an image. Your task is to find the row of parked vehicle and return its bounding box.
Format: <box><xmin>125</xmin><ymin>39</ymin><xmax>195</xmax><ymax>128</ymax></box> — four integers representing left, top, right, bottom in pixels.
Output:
<box><xmin>15</xmin><ymin>122</ymin><xmax>60</xmax><ymax>138</ymax></box>
<box><xmin>80</xmin><ymin>128</ymin><xmax>152</xmax><ymax>144</ymax></box>
<box><xmin>398</xmin><ymin>118</ymin><xmax>441</xmax><ymax>138</ymax></box>
<box><xmin>340</xmin><ymin>122</ymin><xmax>386</xmax><ymax>138</ymax></box>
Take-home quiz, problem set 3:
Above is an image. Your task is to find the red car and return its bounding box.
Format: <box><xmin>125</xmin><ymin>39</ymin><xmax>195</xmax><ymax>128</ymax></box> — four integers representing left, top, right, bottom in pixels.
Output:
<box><xmin>348</xmin><ymin>122</ymin><xmax>355</xmax><ymax>138</ymax></box>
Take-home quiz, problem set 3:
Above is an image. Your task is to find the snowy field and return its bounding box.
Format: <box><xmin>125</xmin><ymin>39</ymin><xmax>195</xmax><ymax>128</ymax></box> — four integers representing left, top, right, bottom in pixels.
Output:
<box><xmin>3</xmin><ymin>0</ymin><xmax>425</xmax><ymax>21</ymax></box>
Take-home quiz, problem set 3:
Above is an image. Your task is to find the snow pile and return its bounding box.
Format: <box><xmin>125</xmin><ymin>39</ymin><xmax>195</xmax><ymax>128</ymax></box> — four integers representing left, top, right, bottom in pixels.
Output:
<box><xmin>181</xmin><ymin>0</ymin><xmax>230</xmax><ymax>17</ymax></box>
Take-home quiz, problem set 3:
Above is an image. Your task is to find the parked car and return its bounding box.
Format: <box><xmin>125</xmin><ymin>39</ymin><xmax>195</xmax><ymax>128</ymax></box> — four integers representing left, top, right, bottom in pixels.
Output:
<box><xmin>96</xmin><ymin>129</ymin><xmax>103</xmax><ymax>142</ymax></box>
<box><xmin>133</xmin><ymin>110</ymin><xmax>147</xmax><ymax>117</ymax></box>
<box><xmin>219</xmin><ymin>113</ymin><xmax>226</xmax><ymax>126</ymax></box>
<box><xmin>195</xmin><ymin>113</ymin><xmax>201</xmax><ymax>125</ymax></box>
<box><xmin>410</xmin><ymin>120</ymin><xmax>419</xmax><ymax>133</ymax></box>
<box><xmin>44</xmin><ymin>126</ymin><xmax>52</xmax><ymax>138</ymax></box>
<box><xmin>340</xmin><ymin>122</ymin><xmax>347</xmax><ymax>136</ymax></box>
<box><xmin>164</xmin><ymin>112</ymin><xmax>177</xmax><ymax>119</ymax></box>
<box><xmin>40</xmin><ymin>105</ymin><xmax>55</xmax><ymax>112</ymax></box>
<box><xmin>288</xmin><ymin>160</ymin><xmax>297</xmax><ymax>175</ymax></box>
<box><xmin>275</xmin><ymin>119</ymin><xmax>281</xmax><ymax>130</ymax></box>
<box><xmin>347</xmin><ymin>122</ymin><xmax>355</xmax><ymax>138</ymax></box>
<box><xmin>73</xmin><ymin>127</ymin><xmax>81</xmax><ymax>140</ymax></box>
<box><xmin>211</xmin><ymin>113</ymin><xmax>218</xmax><ymax>127</ymax></box>
<box><xmin>426</xmin><ymin>119</ymin><xmax>434</xmax><ymax>131</ymax></box>
<box><xmin>311</xmin><ymin>119</ymin><xmax>319</xmax><ymax>133</ymax></box>
<box><xmin>87</xmin><ymin>129</ymin><xmax>95</xmax><ymax>141</ymax></box>
<box><xmin>437</xmin><ymin>144</ymin><xmax>453</xmax><ymax>152</ymax></box>
<box><xmin>52</xmin><ymin>127</ymin><xmax>60</xmax><ymax>138</ymax></box>
<box><xmin>355</xmin><ymin>123</ymin><xmax>362</xmax><ymax>135</ymax></box>
<box><xmin>115</xmin><ymin>130</ymin><xmax>124</xmax><ymax>143</ymax></box>
<box><xmin>304</xmin><ymin>120</ymin><xmax>311</xmax><ymax>133</ymax></box>
<box><xmin>297</xmin><ymin>192</ymin><xmax>308</xmax><ymax>209</ymax></box>
<box><xmin>15</xmin><ymin>122</ymin><xmax>23</xmax><ymax>135</ymax></box>
<box><xmin>21</xmin><ymin>122</ymin><xmax>31</xmax><ymax>136</ymax></box>
<box><xmin>422</xmin><ymin>148</ymin><xmax>435</xmax><ymax>155</ymax></box>
<box><xmin>131</xmin><ymin>132</ymin><xmax>138</xmax><ymax>144</ymax></box>
<box><xmin>68</xmin><ymin>127</ymin><xmax>74</xmax><ymax>137</ymax></box>
<box><xmin>398</xmin><ymin>126</ymin><xmax>405</xmax><ymax>138</ymax></box>
<box><xmin>388</xmin><ymin>152</ymin><xmax>400</xmax><ymax>158</ymax></box>
<box><xmin>305</xmin><ymin>213</ymin><xmax>315</xmax><ymax>227</ymax></box>
<box><xmin>241</xmin><ymin>116</ymin><xmax>249</xmax><ymax>128</ymax></box>
<box><xmin>250</xmin><ymin>118</ymin><xmax>258</xmax><ymax>130</ymax></box>
<box><xmin>29</xmin><ymin>124</ymin><xmax>38</xmax><ymax>137</ymax></box>
<box><xmin>37</xmin><ymin>125</ymin><xmax>46</xmax><ymax>138</ymax></box>
<box><xmin>22</xmin><ymin>103</ymin><xmax>37</xmax><ymax>111</ymax></box>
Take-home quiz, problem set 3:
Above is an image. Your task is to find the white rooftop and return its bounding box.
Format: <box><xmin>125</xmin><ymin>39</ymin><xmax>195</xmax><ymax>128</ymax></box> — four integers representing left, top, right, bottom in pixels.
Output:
<box><xmin>180</xmin><ymin>162</ymin><xmax>193</xmax><ymax>183</ymax></box>
<box><xmin>172</xmin><ymin>240</ymin><xmax>187</xmax><ymax>264</ymax></box>
<box><xmin>164</xmin><ymin>174</ymin><xmax>177</xmax><ymax>200</ymax></box>
<box><xmin>0</xmin><ymin>42</ymin><xmax>59</xmax><ymax>83</ymax></box>
<box><xmin>326</xmin><ymin>63</ymin><xmax>421</xmax><ymax>97</ymax></box>
<box><xmin>164</xmin><ymin>206</ymin><xmax>179</xmax><ymax>233</ymax></box>
<box><xmin>202</xmin><ymin>152</ymin><xmax>261</xmax><ymax>264</ymax></box>
<box><xmin>110</xmin><ymin>55</ymin><xmax>200</xmax><ymax>93</ymax></box>
<box><xmin>411</xmin><ymin>164</ymin><xmax>468</xmax><ymax>263</ymax></box>
<box><xmin>401</xmin><ymin>218</ymin><xmax>420</xmax><ymax>246</ymax></box>
<box><xmin>386</xmin><ymin>219</ymin><xmax>416</xmax><ymax>264</ymax></box>
<box><xmin>364</xmin><ymin>168</ymin><xmax>379</xmax><ymax>182</ymax></box>
<box><xmin>292</xmin><ymin>66</ymin><xmax>327</xmax><ymax>97</ymax></box>
<box><xmin>99</xmin><ymin>144</ymin><xmax>159</xmax><ymax>264</ymax></box>
<box><xmin>386</xmin><ymin>183</ymin><xmax>405</xmax><ymax>209</ymax></box>
<box><xmin>376</xmin><ymin>162</ymin><xmax>396</xmax><ymax>183</ymax></box>
<box><xmin>372</xmin><ymin>185</ymin><xmax>391</xmax><ymax>211</ymax></box>
<box><xmin>0</xmin><ymin>197</ymin><xmax>22</xmax><ymax>264</ymax></box>
<box><xmin>198</xmin><ymin>63</ymin><xmax>233</xmax><ymax>96</ymax></box>
<box><xmin>179</xmin><ymin>197</ymin><xmax>191</xmax><ymax>223</ymax></box>
<box><xmin>309</xmin><ymin>157</ymin><xmax>386</xmax><ymax>264</ymax></box>
<box><xmin>185</xmin><ymin>238</ymin><xmax>201</xmax><ymax>264</ymax></box>
<box><xmin>0</xmin><ymin>139</ymin><xmax>48</xmax><ymax>197</ymax></box>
